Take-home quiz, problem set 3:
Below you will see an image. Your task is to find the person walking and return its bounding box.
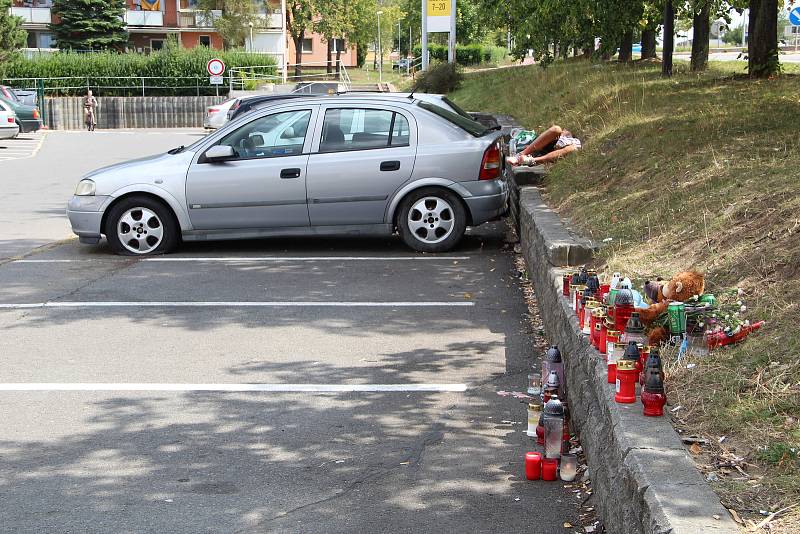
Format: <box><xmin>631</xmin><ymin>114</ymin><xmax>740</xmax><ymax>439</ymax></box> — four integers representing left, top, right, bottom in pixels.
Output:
<box><xmin>83</xmin><ymin>90</ymin><xmax>98</xmax><ymax>131</ymax></box>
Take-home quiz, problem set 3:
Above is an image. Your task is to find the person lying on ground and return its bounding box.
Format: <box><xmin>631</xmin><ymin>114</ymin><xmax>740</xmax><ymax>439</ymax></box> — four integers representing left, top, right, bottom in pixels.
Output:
<box><xmin>506</xmin><ymin>125</ymin><xmax>581</xmax><ymax>166</ymax></box>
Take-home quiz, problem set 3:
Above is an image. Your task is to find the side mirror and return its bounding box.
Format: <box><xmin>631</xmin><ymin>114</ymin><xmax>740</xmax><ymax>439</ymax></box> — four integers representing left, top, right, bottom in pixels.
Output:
<box><xmin>204</xmin><ymin>144</ymin><xmax>236</xmax><ymax>162</ymax></box>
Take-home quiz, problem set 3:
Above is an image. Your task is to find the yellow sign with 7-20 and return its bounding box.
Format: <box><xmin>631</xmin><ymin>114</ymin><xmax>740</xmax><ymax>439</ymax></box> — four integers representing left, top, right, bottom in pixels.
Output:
<box><xmin>427</xmin><ymin>0</ymin><xmax>450</xmax><ymax>17</ymax></box>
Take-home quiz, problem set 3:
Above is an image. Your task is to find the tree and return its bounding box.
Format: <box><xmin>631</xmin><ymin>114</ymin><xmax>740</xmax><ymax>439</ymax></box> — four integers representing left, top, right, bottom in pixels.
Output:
<box><xmin>690</xmin><ymin>1</ymin><xmax>711</xmax><ymax>71</ymax></box>
<box><xmin>197</xmin><ymin>0</ymin><xmax>269</xmax><ymax>49</ymax></box>
<box><xmin>50</xmin><ymin>0</ymin><xmax>128</xmax><ymax>50</ymax></box>
<box><xmin>286</xmin><ymin>0</ymin><xmax>316</xmax><ymax>77</ymax></box>
<box><xmin>722</xmin><ymin>25</ymin><xmax>743</xmax><ymax>44</ymax></box>
<box><xmin>0</xmin><ymin>0</ymin><xmax>27</xmax><ymax>64</ymax></box>
<box><xmin>748</xmin><ymin>0</ymin><xmax>779</xmax><ymax>77</ymax></box>
<box><xmin>316</xmin><ymin>0</ymin><xmax>353</xmax><ymax>75</ymax></box>
<box><xmin>641</xmin><ymin>2</ymin><xmax>662</xmax><ymax>60</ymax></box>
<box><xmin>663</xmin><ymin>0</ymin><xmax>675</xmax><ymax>76</ymax></box>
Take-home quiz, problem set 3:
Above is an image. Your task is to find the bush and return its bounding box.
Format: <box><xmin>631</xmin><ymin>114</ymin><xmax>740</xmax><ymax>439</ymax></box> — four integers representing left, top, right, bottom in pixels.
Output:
<box><xmin>412</xmin><ymin>43</ymin><xmax>505</xmax><ymax>66</ymax></box>
<box><xmin>412</xmin><ymin>62</ymin><xmax>464</xmax><ymax>93</ymax></box>
<box><xmin>0</xmin><ymin>47</ymin><xmax>276</xmax><ymax>96</ymax></box>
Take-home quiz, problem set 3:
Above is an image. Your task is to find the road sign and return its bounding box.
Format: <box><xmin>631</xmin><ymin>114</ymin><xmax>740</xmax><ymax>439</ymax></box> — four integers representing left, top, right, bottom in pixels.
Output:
<box><xmin>426</xmin><ymin>0</ymin><xmax>451</xmax><ymax>33</ymax></box>
<box><xmin>206</xmin><ymin>58</ymin><xmax>225</xmax><ymax>76</ymax></box>
<box><xmin>790</xmin><ymin>7</ymin><xmax>800</xmax><ymax>26</ymax></box>
<box><xmin>209</xmin><ymin>75</ymin><xmax>224</xmax><ymax>85</ymax></box>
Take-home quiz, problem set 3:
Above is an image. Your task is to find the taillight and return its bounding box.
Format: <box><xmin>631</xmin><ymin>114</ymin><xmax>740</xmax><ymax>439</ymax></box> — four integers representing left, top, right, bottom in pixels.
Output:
<box><xmin>479</xmin><ymin>141</ymin><xmax>502</xmax><ymax>180</ymax></box>
<box><xmin>7</xmin><ymin>117</ymin><xmax>14</xmax><ymax>123</ymax></box>
<box><xmin>208</xmin><ymin>108</ymin><xmax>219</xmax><ymax>114</ymax></box>
<box><xmin>33</xmin><ymin>109</ymin><xmax>40</xmax><ymax>119</ymax></box>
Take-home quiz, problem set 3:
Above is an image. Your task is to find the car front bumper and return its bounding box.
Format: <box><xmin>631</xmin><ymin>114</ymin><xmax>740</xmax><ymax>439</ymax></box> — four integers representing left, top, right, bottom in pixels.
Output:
<box><xmin>66</xmin><ymin>195</ymin><xmax>110</xmax><ymax>244</ymax></box>
<box><xmin>462</xmin><ymin>179</ymin><xmax>509</xmax><ymax>225</ymax></box>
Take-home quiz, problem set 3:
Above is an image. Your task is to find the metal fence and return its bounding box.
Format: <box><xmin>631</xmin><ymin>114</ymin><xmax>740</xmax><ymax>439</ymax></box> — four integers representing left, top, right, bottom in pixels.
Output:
<box><xmin>0</xmin><ymin>75</ymin><xmax>235</xmax><ymax>98</ymax></box>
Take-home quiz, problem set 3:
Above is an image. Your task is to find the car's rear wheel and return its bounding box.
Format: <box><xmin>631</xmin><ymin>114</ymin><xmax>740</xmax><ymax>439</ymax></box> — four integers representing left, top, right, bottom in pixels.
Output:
<box><xmin>397</xmin><ymin>187</ymin><xmax>467</xmax><ymax>253</ymax></box>
<box><xmin>104</xmin><ymin>196</ymin><xmax>178</xmax><ymax>256</ymax></box>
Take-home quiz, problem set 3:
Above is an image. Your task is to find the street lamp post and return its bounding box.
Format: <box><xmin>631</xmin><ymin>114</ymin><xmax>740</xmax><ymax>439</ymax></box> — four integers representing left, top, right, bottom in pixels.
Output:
<box><xmin>377</xmin><ymin>11</ymin><xmax>383</xmax><ymax>84</ymax></box>
<box><xmin>248</xmin><ymin>21</ymin><xmax>254</xmax><ymax>53</ymax></box>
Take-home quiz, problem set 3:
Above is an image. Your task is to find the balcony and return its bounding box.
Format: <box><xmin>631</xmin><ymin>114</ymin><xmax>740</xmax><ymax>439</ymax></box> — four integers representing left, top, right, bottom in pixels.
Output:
<box><xmin>10</xmin><ymin>6</ymin><xmax>51</xmax><ymax>24</ymax></box>
<box><xmin>125</xmin><ymin>10</ymin><xmax>164</xmax><ymax>27</ymax></box>
<box><xmin>178</xmin><ymin>10</ymin><xmax>221</xmax><ymax>28</ymax></box>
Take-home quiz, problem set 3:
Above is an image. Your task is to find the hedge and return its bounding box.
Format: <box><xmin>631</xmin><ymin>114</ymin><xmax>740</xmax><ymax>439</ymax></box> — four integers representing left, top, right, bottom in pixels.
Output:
<box><xmin>0</xmin><ymin>47</ymin><xmax>276</xmax><ymax>96</ymax></box>
<box><xmin>412</xmin><ymin>44</ymin><xmax>508</xmax><ymax>66</ymax></box>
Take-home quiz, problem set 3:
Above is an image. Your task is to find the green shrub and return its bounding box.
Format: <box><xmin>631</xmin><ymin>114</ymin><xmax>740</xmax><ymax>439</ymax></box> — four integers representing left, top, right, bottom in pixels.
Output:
<box><xmin>413</xmin><ymin>43</ymin><xmax>498</xmax><ymax>66</ymax></box>
<box><xmin>412</xmin><ymin>62</ymin><xmax>464</xmax><ymax>93</ymax></box>
<box><xmin>0</xmin><ymin>47</ymin><xmax>275</xmax><ymax>96</ymax></box>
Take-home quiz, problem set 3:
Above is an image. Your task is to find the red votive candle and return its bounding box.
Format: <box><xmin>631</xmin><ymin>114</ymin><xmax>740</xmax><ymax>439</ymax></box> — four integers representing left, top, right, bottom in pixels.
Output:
<box><xmin>525</xmin><ymin>452</ymin><xmax>542</xmax><ymax>480</ymax></box>
<box><xmin>542</xmin><ymin>458</ymin><xmax>558</xmax><ymax>481</ymax></box>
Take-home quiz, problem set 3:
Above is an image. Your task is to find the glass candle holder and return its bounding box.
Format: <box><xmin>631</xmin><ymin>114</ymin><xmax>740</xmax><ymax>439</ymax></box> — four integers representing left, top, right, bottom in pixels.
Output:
<box><xmin>559</xmin><ymin>454</ymin><xmax>578</xmax><ymax>481</ymax></box>
<box><xmin>527</xmin><ymin>372</ymin><xmax>542</xmax><ymax>396</ymax></box>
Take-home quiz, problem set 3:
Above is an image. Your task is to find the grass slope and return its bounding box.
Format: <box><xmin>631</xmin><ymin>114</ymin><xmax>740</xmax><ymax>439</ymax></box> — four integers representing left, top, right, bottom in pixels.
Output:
<box><xmin>451</xmin><ymin>60</ymin><xmax>800</xmax><ymax>529</ymax></box>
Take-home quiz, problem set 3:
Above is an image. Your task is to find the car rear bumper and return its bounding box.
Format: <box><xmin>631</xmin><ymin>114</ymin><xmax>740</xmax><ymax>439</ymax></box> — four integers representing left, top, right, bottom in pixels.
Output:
<box><xmin>463</xmin><ymin>179</ymin><xmax>508</xmax><ymax>225</ymax></box>
<box><xmin>19</xmin><ymin>119</ymin><xmax>43</xmax><ymax>133</ymax></box>
<box><xmin>0</xmin><ymin>124</ymin><xmax>19</xmax><ymax>139</ymax></box>
<box><xmin>66</xmin><ymin>195</ymin><xmax>110</xmax><ymax>243</ymax></box>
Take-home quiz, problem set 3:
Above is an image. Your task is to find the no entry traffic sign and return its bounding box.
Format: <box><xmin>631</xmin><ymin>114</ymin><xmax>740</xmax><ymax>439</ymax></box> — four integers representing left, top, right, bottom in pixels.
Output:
<box><xmin>206</xmin><ymin>58</ymin><xmax>226</xmax><ymax>76</ymax></box>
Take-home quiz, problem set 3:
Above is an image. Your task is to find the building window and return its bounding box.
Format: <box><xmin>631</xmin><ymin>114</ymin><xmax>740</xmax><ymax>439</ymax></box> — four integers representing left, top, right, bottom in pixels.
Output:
<box><xmin>301</xmin><ymin>38</ymin><xmax>313</xmax><ymax>53</ymax></box>
<box><xmin>199</xmin><ymin>35</ymin><xmax>211</xmax><ymax>47</ymax></box>
<box><xmin>331</xmin><ymin>38</ymin><xmax>345</xmax><ymax>53</ymax></box>
<box><xmin>151</xmin><ymin>39</ymin><xmax>165</xmax><ymax>51</ymax></box>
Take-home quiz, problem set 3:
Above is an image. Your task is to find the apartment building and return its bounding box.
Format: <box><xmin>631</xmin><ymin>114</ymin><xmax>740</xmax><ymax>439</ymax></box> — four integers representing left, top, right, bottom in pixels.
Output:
<box><xmin>10</xmin><ymin>0</ymin><xmax>357</xmax><ymax>67</ymax></box>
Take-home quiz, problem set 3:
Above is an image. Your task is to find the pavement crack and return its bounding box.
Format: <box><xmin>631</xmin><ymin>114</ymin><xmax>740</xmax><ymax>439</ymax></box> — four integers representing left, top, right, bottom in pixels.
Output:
<box><xmin>47</xmin><ymin>258</ymin><xmax>139</xmax><ymax>303</ymax></box>
<box><xmin>252</xmin><ymin>425</ymin><xmax>446</xmax><ymax>530</ymax></box>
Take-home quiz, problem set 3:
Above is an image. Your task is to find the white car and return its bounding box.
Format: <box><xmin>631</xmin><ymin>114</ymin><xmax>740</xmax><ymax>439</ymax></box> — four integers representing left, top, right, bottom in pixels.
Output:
<box><xmin>0</xmin><ymin>100</ymin><xmax>20</xmax><ymax>139</ymax></box>
<box><xmin>203</xmin><ymin>98</ymin><xmax>237</xmax><ymax>129</ymax></box>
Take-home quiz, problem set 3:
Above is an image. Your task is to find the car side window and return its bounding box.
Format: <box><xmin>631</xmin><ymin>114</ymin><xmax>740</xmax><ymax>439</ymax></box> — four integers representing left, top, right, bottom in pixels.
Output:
<box><xmin>217</xmin><ymin>109</ymin><xmax>312</xmax><ymax>160</ymax></box>
<box><xmin>320</xmin><ymin>108</ymin><xmax>408</xmax><ymax>153</ymax></box>
<box><xmin>391</xmin><ymin>113</ymin><xmax>410</xmax><ymax>147</ymax></box>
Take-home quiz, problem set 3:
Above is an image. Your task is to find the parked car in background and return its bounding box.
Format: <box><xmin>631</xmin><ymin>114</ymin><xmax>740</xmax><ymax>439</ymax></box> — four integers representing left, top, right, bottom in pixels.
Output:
<box><xmin>393</xmin><ymin>58</ymin><xmax>411</xmax><ymax>71</ymax></box>
<box><xmin>227</xmin><ymin>94</ymin><xmax>320</xmax><ymax>122</ymax></box>
<box><xmin>12</xmin><ymin>89</ymin><xmax>38</xmax><ymax>107</ymax></box>
<box><xmin>203</xmin><ymin>98</ymin><xmax>237</xmax><ymax>129</ymax></box>
<box><xmin>0</xmin><ymin>86</ymin><xmax>43</xmax><ymax>133</ymax></box>
<box><xmin>67</xmin><ymin>96</ymin><xmax>507</xmax><ymax>255</ymax></box>
<box><xmin>0</xmin><ymin>100</ymin><xmax>20</xmax><ymax>139</ymax></box>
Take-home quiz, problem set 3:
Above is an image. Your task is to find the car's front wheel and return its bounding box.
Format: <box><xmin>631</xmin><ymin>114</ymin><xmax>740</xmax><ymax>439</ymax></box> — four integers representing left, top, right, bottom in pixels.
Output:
<box><xmin>104</xmin><ymin>196</ymin><xmax>178</xmax><ymax>256</ymax></box>
<box><xmin>397</xmin><ymin>188</ymin><xmax>467</xmax><ymax>253</ymax></box>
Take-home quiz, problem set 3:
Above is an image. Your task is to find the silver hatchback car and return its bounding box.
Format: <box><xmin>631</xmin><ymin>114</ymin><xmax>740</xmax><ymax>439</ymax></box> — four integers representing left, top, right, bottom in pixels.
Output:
<box><xmin>67</xmin><ymin>96</ymin><xmax>508</xmax><ymax>255</ymax></box>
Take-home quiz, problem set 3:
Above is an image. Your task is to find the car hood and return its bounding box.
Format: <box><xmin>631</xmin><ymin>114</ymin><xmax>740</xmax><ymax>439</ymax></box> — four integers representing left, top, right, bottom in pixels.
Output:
<box><xmin>83</xmin><ymin>151</ymin><xmax>196</xmax><ymax>192</ymax></box>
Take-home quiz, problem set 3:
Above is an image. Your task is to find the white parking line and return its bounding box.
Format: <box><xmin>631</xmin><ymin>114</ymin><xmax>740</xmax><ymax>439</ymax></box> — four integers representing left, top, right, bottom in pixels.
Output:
<box><xmin>0</xmin><ymin>383</ymin><xmax>468</xmax><ymax>392</ymax></box>
<box><xmin>0</xmin><ymin>300</ymin><xmax>474</xmax><ymax>309</ymax></box>
<box><xmin>0</xmin><ymin>131</ymin><xmax>46</xmax><ymax>162</ymax></box>
<box><xmin>14</xmin><ymin>256</ymin><xmax>471</xmax><ymax>263</ymax></box>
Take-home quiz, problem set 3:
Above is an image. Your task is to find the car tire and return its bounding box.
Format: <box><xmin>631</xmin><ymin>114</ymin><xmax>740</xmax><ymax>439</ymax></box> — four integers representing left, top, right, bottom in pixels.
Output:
<box><xmin>397</xmin><ymin>187</ymin><xmax>467</xmax><ymax>253</ymax></box>
<box><xmin>104</xmin><ymin>196</ymin><xmax>179</xmax><ymax>256</ymax></box>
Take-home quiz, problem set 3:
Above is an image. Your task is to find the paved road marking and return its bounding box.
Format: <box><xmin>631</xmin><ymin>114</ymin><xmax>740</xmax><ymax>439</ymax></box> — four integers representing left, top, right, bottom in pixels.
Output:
<box><xmin>0</xmin><ymin>131</ymin><xmax>46</xmax><ymax>162</ymax></box>
<box><xmin>14</xmin><ymin>256</ymin><xmax>471</xmax><ymax>263</ymax></box>
<box><xmin>0</xmin><ymin>383</ymin><xmax>468</xmax><ymax>392</ymax></box>
<box><xmin>0</xmin><ymin>300</ymin><xmax>474</xmax><ymax>309</ymax></box>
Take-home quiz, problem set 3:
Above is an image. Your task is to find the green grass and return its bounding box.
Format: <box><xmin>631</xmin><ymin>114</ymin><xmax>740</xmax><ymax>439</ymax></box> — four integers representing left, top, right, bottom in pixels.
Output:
<box><xmin>451</xmin><ymin>59</ymin><xmax>800</xmax><ymax>526</ymax></box>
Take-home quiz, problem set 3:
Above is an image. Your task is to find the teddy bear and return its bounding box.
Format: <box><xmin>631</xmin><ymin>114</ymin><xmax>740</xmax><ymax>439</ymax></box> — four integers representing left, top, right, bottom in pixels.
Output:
<box><xmin>635</xmin><ymin>271</ymin><xmax>705</xmax><ymax>345</ymax></box>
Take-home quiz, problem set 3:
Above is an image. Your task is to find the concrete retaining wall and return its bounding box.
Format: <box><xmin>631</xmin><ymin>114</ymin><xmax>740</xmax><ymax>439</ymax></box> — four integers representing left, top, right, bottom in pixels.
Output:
<box><xmin>516</xmin><ymin>186</ymin><xmax>738</xmax><ymax>534</ymax></box>
<box><xmin>44</xmin><ymin>96</ymin><xmax>225</xmax><ymax>130</ymax></box>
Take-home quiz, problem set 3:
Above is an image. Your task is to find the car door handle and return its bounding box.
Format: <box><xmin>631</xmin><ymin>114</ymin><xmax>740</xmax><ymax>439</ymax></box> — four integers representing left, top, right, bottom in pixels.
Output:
<box><xmin>280</xmin><ymin>168</ymin><xmax>302</xmax><ymax>179</ymax></box>
<box><xmin>380</xmin><ymin>161</ymin><xmax>401</xmax><ymax>172</ymax></box>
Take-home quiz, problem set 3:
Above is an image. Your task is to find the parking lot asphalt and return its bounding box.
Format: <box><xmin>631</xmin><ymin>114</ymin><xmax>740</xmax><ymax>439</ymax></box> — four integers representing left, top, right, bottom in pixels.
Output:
<box><xmin>0</xmin><ymin>130</ymin><xmax>46</xmax><ymax>162</ymax></box>
<box><xmin>0</xmin><ymin>130</ymin><xmax>579</xmax><ymax>533</ymax></box>
<box><xmin>0</xmin><ymin>129</ymin><xmax>205</xmax><ymax>261</ymax></box>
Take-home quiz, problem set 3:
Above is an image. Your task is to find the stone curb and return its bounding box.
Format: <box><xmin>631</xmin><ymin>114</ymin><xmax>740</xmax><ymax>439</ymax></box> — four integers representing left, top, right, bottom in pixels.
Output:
<box><xmin>516</xmin><ymin>186</ymin><xmax>738</xmax><ymax>534</ymax></box>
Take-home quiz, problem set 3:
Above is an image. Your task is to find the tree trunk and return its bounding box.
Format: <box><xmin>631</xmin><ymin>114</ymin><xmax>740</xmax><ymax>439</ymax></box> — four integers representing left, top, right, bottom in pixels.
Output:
<box><xmin>691</xmin><ymin>3</ymin><xmax>710</xmax><ymax>71</ymax></box>
<box><xmin>618</xmin><ymin>30</ymin><xmax>633</xmax><ymax>62</ymax></box>
<box><xmin>641</xmin><ymin>29</ymin><xmax>657</xmax><ymax>59</ymax></box>
<box><xmin>293</xmin><ymin>33</ymin><xmax>304</xmax><ymax>78</ymax></box>
<box><xmin>373</xmin><ymin>39</ymin><xmax>378</xmax><ymax>70</ymax></box>
<box><xmin>662</xmin><ymin>0</ymin><xmax>675</xmax><ymax>77</ymax></box>
<box><xmin>335</xmin><ymin>47</ymin><xmax>342</xmax><ymax>80</ymax></box>
<box><xmin>326</xmin><ymin>39</ymin><xmax>333</xmax><ymax>75</ymax></box>
<box><xmin>582</xmin><ymin>40</ymin><xmax>595</xmax><ymax>57</ymax></box>
<box><xmin>748</xmin><ymin>0</ymin><xmax>779</xmax><ymax>77</ymax></box>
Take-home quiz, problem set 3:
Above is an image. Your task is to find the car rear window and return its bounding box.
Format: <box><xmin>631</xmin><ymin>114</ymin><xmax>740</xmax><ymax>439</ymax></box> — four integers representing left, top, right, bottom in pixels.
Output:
<box><xmin>417</xmin><ymin>101</ymin><xmax>487</xmax><ymax>137</ymax></box>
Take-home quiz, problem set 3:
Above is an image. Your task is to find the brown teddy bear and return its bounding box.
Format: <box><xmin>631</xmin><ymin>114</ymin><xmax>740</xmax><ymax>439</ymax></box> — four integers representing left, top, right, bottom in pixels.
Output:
<box><xmin>636</xmin><ymin>271</ymin><xmax>705</xmax><ymax>345</ymax></box>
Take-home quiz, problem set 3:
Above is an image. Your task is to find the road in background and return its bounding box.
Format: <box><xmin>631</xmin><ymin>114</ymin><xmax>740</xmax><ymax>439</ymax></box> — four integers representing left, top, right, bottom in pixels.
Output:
<box><xmin>0</xmin><ymin>129</ymin><xmax>204</xmax><ymax>261</ymax></box>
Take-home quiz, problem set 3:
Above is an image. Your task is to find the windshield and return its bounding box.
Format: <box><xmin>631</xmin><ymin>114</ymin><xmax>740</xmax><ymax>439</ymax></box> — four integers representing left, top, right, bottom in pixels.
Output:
<box><xmin>417</xmin><ymin>101</ymin><xmax>489</xmax><ymax>137</ymax></box>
